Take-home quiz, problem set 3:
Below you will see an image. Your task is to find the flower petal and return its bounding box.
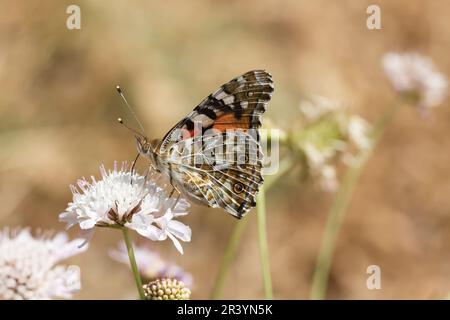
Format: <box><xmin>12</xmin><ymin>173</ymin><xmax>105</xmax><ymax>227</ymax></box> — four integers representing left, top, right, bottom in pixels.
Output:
<box><xmin>166</xmin><ymin>220</ymin><xmax>192</xmax><ymax>242</ymax></box>
<box><xmin>166</xmin><ymin>232</ymin><xmax>184</xmax><ymax>255</ymax></box>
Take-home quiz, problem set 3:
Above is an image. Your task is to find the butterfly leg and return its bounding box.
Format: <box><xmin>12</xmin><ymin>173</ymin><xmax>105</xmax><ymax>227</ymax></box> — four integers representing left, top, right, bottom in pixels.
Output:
<box><xmin>173</xmin><ymin>192</ymin><xmax>181</xmax><ymax>208</ymax></box>
<box><xmin>130</xmin><ymin>153</ymin><xmax>140</xmax><ymax>185</ymax></box>
<box><xmin>168</xmin><ymin>188</ymin><xmax>176</xmax><ymax>198</ymax></box>
<box><xmin>130</xmin><ymin>153</ymin><xmax>140</xmax><ymax>174</ymax></box>
<box><xmin>143</xmin><ymin>165</ymin><xmax>151</xmax><ymax>181</ymax></box>
<box><xmin>167</xmin><ymin>186</ymin><xmax>182</xmax><ymax>211</ymax></box>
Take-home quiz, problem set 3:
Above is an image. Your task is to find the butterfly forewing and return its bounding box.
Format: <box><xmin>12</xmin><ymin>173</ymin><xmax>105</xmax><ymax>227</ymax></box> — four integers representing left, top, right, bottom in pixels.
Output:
<box><xmin>154</xmin><ymin>70</ymin><xmax>273</xmax><ymax>218</ymax></box>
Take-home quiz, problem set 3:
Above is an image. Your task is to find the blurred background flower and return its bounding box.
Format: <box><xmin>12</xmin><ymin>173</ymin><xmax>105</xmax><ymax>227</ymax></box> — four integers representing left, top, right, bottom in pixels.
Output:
<box><xmin>289</xmin><ymin>96</ymin><xmax>372</xmax><ymax>191</ymax></box>
<box><xmin>383</xmin><ymin>52</ymin><xmax>448</xmax><ymax>112</ymax></box>
<box><xmin>0</xmin><ymin>228</ymin><xmax>86</xmax><ymax>300</ymax></box>
<box><xmin>110</xmin><ymin>242</ymin><xmax>193</xmax><ymax>287</ymax></box>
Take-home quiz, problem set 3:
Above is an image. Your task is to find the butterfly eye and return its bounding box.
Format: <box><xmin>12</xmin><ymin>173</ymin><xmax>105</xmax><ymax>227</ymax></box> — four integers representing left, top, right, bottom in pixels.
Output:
<box><xmin>233</xmin><ymin>183</ymin><xmax>244</xmax><ymax>194</ymax></box>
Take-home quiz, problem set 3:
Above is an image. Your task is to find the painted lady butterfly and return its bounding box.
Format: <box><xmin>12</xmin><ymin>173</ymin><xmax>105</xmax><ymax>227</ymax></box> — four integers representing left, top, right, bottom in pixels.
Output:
<box><xmin>135</xmin><ymin>70</ymin><xmax>274</xmax><ymax>218</ymax></box>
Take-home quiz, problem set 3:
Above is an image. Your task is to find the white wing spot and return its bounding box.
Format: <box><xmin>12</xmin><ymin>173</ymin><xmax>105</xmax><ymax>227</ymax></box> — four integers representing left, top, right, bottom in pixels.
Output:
<box><xmin>223</xmin><ymin>95</ymin><xmax>235</xmax><ymax>104</ymax></box>
<box><xmin>214</xmin><ymin>90</ymin><xmax>227</xmax><ymax>100</ymax></box>
<box><xmin>192</xmin><ymin>114</ymin><xmax>215</xmax><ymax>127</ymax></box>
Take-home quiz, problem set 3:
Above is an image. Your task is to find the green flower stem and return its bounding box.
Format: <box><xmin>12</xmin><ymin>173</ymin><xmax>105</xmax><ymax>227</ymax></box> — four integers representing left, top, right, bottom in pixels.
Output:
<box><xmin>122</xmin><ymin>227</ymin><xmax>146</xmax><ymax>300</ymax></box>
<box><xmin>256</xmin><ymin>183</ymin><xmax>273</xmax><ymax>299</ymax></box>
<box><xmin>310</xmin><ymin>103</ymin><xmax>402</xmax><ymax>300</ymax></box>
<box><xmin>211</xmin><ymin>216</ymin><xmax>250</xmax><ymax>299</ymax></box>
<box><xmin>211</xmin><ymin>157</ymin><xmax>294</xmax><ymax>299</ymax></box>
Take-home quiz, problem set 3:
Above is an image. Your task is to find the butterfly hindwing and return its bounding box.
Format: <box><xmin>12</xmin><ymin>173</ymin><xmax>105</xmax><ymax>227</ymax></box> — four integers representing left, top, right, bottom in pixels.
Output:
<box><xmin>164</xmin><ymin>131</ymin><xmax>263</xmax><ymax>218</ymax></box>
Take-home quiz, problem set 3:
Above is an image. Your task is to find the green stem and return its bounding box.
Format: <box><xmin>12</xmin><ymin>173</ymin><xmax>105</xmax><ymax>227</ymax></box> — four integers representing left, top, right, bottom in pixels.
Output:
<box><xmin>122</xmin><ymin>228</ymin><xmax>146</xmax><ymax>300</ymax></box>
<box><xmin>211</xmin><ymin>157</ymin><xmax>293</xmax><ymax>299</ymax></box>
<box><xmin>310</xmin><ymin>103</ymin><xmax>402</xmax><ymax>300</ymax></box>
<box><xmin>256</xmin><ymin>183</ymin><xmax>273</xmax><ymax>299</ymax></box>
<box><xmin>211</xmin><ymin>217</ymin><xmax>250</xmax><ymax>299</ymax></box>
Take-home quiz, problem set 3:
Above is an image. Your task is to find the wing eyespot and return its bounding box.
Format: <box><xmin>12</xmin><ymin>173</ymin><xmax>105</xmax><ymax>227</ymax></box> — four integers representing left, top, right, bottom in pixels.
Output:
<box><xmin>233</xmin><ymin>182</ymin><xmax>245</xmax><ymax>194</ymax></box>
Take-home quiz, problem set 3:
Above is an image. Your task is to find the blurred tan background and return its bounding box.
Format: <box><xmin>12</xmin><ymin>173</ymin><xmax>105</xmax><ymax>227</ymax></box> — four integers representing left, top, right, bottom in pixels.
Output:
<box><xmin>1</xmin><ymin>0</ymin><xmax>450</xmax><ymax>299</ymax></box>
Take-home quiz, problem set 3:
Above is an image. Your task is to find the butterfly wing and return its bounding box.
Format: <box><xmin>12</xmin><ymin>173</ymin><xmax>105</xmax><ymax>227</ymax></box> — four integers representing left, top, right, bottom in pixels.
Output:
<box><xmin>159</xmin><ymin>70</ymin><xmax>273</xmax><ymax>152</ymax></box>
<box><xmin>157</xmin><ymin>70</ymin><xmax>274</xmax><ymax>218</ymax></box>
<box><xmin>164</xmin><ymin>130</ymin><xmax>264</xmax><ymax>218</ymax></box>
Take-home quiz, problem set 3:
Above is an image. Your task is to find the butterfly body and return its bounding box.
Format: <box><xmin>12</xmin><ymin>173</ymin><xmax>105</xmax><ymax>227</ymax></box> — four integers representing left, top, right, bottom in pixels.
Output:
<box><xmin>136</xmin><ymin>70</ymin><xmax>274</xmax><ymax>218</ymax></box>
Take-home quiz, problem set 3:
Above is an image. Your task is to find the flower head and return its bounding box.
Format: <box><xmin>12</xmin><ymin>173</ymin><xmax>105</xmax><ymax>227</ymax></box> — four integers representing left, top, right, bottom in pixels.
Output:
<box><xmin>0</xmin><ymin>228</ymin><xmax>86</xmax><ymax>300</ymax></box>
<box><xmin>109</xmin><ymin>242</ymin><xmax>193</xmax><ymax>286</ymax></box>
<box><xmin>59</xmin><ymin>162</ymin><xmax>191</xmax><ymax>254</ymax></box>
<box><xmin>143</xmin><ymin>278</ymin><xmax>191</xmax><ymax>300</ymax></box>
<box><xmin>299</xmin><ymin>95</ymin><xmax>341</xmax><ymax>122</ymax></box>
<box><xmin>295</xmin><ymin>96</ymin><xmax>372</xmax><ymax>191</ymax></box>
<box><xmin>382</xmin><ymin>52</ymin><xmax>448</xmax><ymax>111</ymax></box>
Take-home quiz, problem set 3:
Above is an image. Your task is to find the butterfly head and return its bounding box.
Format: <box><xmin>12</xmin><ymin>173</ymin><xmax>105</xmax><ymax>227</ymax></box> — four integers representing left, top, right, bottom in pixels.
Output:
<box><xmin>135</xmin><ymin>136</ymin><xmax>161</xmax><ymax>169</ymax></box>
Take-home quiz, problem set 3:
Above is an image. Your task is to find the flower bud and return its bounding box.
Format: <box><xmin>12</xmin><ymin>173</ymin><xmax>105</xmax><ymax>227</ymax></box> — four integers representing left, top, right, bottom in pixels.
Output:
<box><xmin>143</xmin><ymin>278</ymin><xmax>191</xmax><ymax>300</ymax></box>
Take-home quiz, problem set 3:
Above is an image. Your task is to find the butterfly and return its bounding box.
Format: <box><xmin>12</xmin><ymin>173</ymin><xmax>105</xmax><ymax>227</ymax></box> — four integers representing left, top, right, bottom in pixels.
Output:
<box><xmin>134</xmin><ymin>70</ymin><xmax>274</xmax><ymax>219</ymax></box>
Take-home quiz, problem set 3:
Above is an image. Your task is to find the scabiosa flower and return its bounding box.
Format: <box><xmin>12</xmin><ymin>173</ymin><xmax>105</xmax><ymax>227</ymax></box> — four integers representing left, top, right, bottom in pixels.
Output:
<box><xmin>0</xmin><ymin>228</ymin><xmax>86</xmax><ymax>300</ymax></box>
<box><xmin>109</xmin><ymin>242</ymin><xmax>193</xmax><ymax>287</ymax></box>
<box><xmin>59</xmin><ymin>162</ymin><xmax>191</xmax><ymax>254</ymax></box>
<box><xmin>382</xmin><ymin>52</ymin><xmax>448</xmax><ymax>111</ymax></box>
<box><xmin>294</xmin><ymin>96</ymin><xmax>372</xmax><ymax>191</ymax></box>
<box><xmin>298</xmin><ymin>95</ymin><xmax>341</xmax><ymax>122</ymax></box>
<box><xmin>347</xmin><ymin>116</ymin><xmax>372</xmax><ymax>151</ymax></box>
<box><xmin>143</xmin><ymin>278</ymin><xmax>191</xmax><ymax>300</ymax></box>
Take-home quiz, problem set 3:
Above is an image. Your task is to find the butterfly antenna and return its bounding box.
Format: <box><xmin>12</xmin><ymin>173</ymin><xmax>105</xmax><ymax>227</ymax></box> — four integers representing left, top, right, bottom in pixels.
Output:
<box><xmin>117</xmin><ymin>118</ymin><xmax>146</xmax><ymax>138</ymax></box>
<box><xmin>116</xmin><ymin>85</ymin><xmax>147</xmax><ymax>136</ymax></box>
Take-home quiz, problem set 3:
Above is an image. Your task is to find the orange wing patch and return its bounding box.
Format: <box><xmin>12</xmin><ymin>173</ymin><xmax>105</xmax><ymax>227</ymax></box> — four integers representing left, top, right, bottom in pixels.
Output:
<box><xmin>212</xmin><ymin>113</ymin><xmax>251</xmax><ymax>132</ymax></box>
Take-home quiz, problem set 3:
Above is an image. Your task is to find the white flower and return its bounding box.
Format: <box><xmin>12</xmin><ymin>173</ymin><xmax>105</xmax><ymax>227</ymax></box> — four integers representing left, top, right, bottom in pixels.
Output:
<box><xmin>347</xmin><ymin>116</ymin><xmax>372</xmax><ymax>151</ymax></box>
<box><xmin>318</xmin><ymin>165</ymin><xmax>338</xmax><ymax>192</ymax></box>
<box><xmin>382</xmin><ymin>52</ymin><xmax>448</xmax><ymax>110</ymax></box>
<box><xmin>303</xmin><ymin>143</ymin><xmax>328</xmax><ymax>168</ymax></box>
<box><xmin>299</xmin><ymin>95</ymin><xmax>341</xmax><ymax>121</ymax></box>
<box><xmin>109</xmin><ymin>242</ymin><xmax>193</xmax><ymax>287</ymax></box>
<box><xmin>0</xmin><ymin>228</ymin><xmax>86</xmax><ymax>300</ymax></box>
<box><xmin>59</xmin><ymin>162</ymin><xmax>191</xmax><ymax>254</ymax></box>
<box><xmin>303</xmin><ymin>144</ymin><xmax>338</xmax><ymax>192</ymax></box>
<box><xmin>296</xmin><ymin>97</ymin><xmax>372</xmax><ymax>192</ymax></box>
